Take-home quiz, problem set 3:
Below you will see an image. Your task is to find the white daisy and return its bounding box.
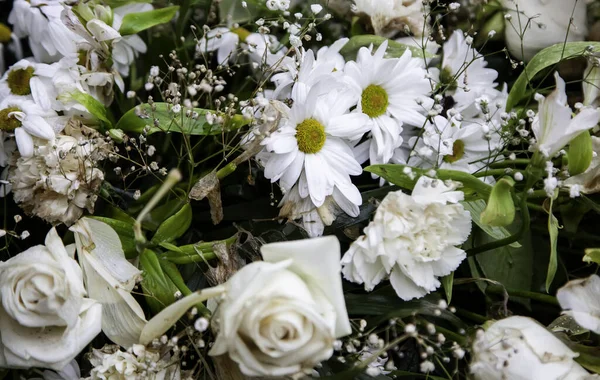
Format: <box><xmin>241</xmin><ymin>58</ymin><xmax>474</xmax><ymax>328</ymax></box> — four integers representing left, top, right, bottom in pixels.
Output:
<box><xmin>345</xmin><ymin>40</ymin><xmax>432</xmax><ymax>166</ymax></box>
<box><xmin>196</xmin><ymin>27</ymin><xmax>241</xmax><ymax>65</ymax></box>
<box><xmin>8</xmin><ymin>0</ymin><xmax>82</xmax><ymax>63</ymax></box>
<box><xmin>353</xmin><ymin>0</ymin><xmax>428</xmax><ymax>37</ymax></box>
<box><xmin>279</xmin><ymin>183</ymin><xmax>360</xmax><ymax>237</ymax></box>
<box><xmin>111</xmin><ymin>3</ymin><xmax>152</xmax><ymax>77</ymax></box>
<box><xmin>261</xmin><ymin>85</ymin><xmax>370</xmax><ymax>207</ymax></box>
<box><xmin>0</xmin><ymin>58</ymin><xmax>62</xmax><ymax>111</ymax></box>
<box><xmin>441</xmin><ymin>30</ymin><xmax>498</xmax><ymax>111</ymax></box>
<box><xmin>0</xmin><ymin>96</ymin><xmax>66</xmax><ymax>157</ymax></box>
<box><xmin>271</xmin><ymin>38</ymin><xmax>349</xmax><ymax>100</ymax></box>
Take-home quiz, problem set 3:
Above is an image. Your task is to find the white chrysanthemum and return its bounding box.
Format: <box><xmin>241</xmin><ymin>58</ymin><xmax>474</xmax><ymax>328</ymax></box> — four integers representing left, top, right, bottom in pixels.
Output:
<box><xmin>341</xmin><ymin>176</ymin><xmax>472</xmax><ymax>300</ymax></box>
<box><xmin>0</xmin><ymin>96</ymin><xmax>67</xmax><ymax>157</ymax></box>
<box><xmin>441</xmin><ymin>30</ymin><xmax>499</xmax><ymax>111</ymax></box>
<box><xmin>261</xmin><ymin>85</ymin><xmax>370</xmax><ymax>207</ymax></box>
<box><xmin>86</xmin><ymin>344</ymin><xmax>182</xmax><ymax>380</ymax></box>
<box><xmin>9</xmin><ymin>121</ymin><xmax>107</xmax><ymax>225</ymax></box>
<box><xmin>353</xmin><ymin>0</ymin><xmax>428</xmax><ymax>37</ymax></box>
<box><xmin>8</xmin><ymin>0</ymin><xmax>83</xmax><ymax>63</ymax></box>
<box><xmin>345</xmin><ymin>41</ymin><xmax>432</xmax><ymax>166</ymax></box>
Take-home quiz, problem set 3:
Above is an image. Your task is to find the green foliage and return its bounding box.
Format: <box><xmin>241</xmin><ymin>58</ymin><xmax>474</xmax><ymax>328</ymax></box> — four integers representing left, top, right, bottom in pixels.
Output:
<box><xmin>69</xmin><ymin>90</ymin><xmax>113</xmax><ymax>129</ymax></box>
<box><xmin>569</xmin><ymin>131</ymin><xmax>594</xmax><ymax>176</ymax></box>
<box><xmin>366</xmin><ymin>164</ymin><xmax>492</xmax><ymax>199</ymax></box>
<box><xmin>118</xmin><ymin>6</ymin><xmax>179</xmax><ymax>35</ymax></box>
<box><xmin>151</xmin><ymin>203</ymin><xmax>192</xmax><ymax>244</ymax></box>
<box><xmin>506</xmin><ymin>41</ymin><xmax>600</xmax><ymax>110</ymax></box>
<box><xmin>139</xmin><ymin>249</ymin><xmax>179</xmax><ymax>313</ymax></box>
<box><xmin>339</xmin><ymin>35</ymin><xmax>434</xmax><ymax>61</ymax></box>
<box><xmin>116</xmin><ymin>102</ymin><xmax>248</xmax><ymax>135</ymax></box>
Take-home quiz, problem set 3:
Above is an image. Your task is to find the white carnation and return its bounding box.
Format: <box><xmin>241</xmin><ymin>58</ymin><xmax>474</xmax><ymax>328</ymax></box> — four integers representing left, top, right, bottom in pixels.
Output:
<box><xmin>9</xmin><ymin>120</ymin><xmax>109</xmax><ymax>225</ymax></box>
<box><xmin>341</xmin><ymin>176</ymin><xmax>472</xmax><ymax>300</ymax></box>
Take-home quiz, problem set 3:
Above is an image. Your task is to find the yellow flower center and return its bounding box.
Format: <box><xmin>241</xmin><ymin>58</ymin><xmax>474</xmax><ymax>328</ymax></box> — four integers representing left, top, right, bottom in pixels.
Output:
<box><xmin>0</xmin><ymin>23</ymin><xmax>11</xmax><ymax>44</ymax></box>
<box><xmin>443</xmin><ymin>140</ymin><xmax>465</xmax><ymax>163</ymax></box>
<box><xmin>361</xmin><ymin>85</ymin><xmax>389</xmax><ymax>118</ymax></box>
<box><xmin>296</xmin><ymin>118</ymin><xmax>326</xmax><ymax>154</ymax></box>
<box><xmin>7</xmin><ymin>67</ymin><xmax>35</xmax><ymax>96</ymax></box>
<box><xmin>0</xmin><ymin>107</ymin><xmax>22</xmax><ymax>131</ymax></box>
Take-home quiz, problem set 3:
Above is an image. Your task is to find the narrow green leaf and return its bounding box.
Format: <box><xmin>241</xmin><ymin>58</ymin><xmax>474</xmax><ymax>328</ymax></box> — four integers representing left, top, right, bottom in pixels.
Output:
<box><xmin>116</xmin><ymin>103</ymin><xmax>248</xmax><ymax>136</ymax></box>
<box><xmin>118</xmin><ymin>6</ymin><xmax>179</xmax><ymax>35</ymax></box>
<box><xmin>151</xmin><ymin>203</ymin><xmax>192</xmax><ymax>244</ymax></box>
<box><xmin>69</xmin><ymin>90</ymin><xmax>112</xmax><ymax>128</ymax></box>
<box><xmin>139</xmin><ymin>249</ymin><xmax>178</xmax><ymax>313</ymax></box>
<box><xmin>441</xmin><ymin>272</ymin><xmax>454</xmax><ymax>304</ymax></box>
<box><xmin>569</xmin><ymin>130</ymin><xmax>593</xmax><ymax>176</ymax></box>
<box><xmin>463</xmin><ymin>200</ymin><xmax>521</xmax><ymax>248</ymax></box>
<box><xmin>546</xmin><ymin>195</ymin><xmax>560</xmax><ymax>292</ymax></box>
<box><xmin>340</xmin><ymin>35</ymin><xmax>433</xmax><ymax>60</ymax></box>
<box><xmin>506</xmin><ymin>42</ymin><xmax>600</xmax><ymax>110</ymax></box>
<box><xmin>366</xmin><ymin>164</ymin><xmax>492</xmax><ymax>198</ymax></box>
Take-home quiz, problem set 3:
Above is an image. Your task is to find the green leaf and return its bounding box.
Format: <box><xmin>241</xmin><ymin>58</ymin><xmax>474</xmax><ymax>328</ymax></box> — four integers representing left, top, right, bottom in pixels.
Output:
<box><xmin>104</xmin><ymin>0</ymin><xmax>151</xmax><ymax>7</ymax></box>
<box><xmin>463</xmin><ymin>200</ymin><xmax>521</xmax><ymax>248</ymax></box>
<box><xmin>69</xmin><ymin>90</ymin><xmax>113</xmax><ymax>128</ymax></box>
<box><xmin>557</xmin><ymin>333</ymin><xmax>600</xmax><ymax>374</ymax></box>
<box><xmin>151</xmin><ymin>203</ymin><xmax>192</xmax><ymax>244</ymax></box>
<box><xmin>506</xmin><ymin>42</ymin><xmax>600</xmax><ymax>110</ymax></box>
<box><xmin>340</xmin><ymin>35</ymin><xmax>433</xmax><ymax>61</ymax></box>
<box><xmin>480</xmin><ymin>177</ymin><xmax>516</xmax><ymax>227</ymax></box>
<box><xmin>583</xmin><ymin>248</ymin><xmax>600</xmax><ymax>265</ymax></box>
<box><xmin>88</xmin><ymin>216</ymin><xmax>138</xmax><ymax>259</ymax></box>
<box><xmin>118</xmin><ymin>6</ymin><xmax>179</xmax><ymax>35</ymax></box>
<box><xmin>143</xmin><ymin>198</ymin><xmax>186</xmax><ymax>231</ymax></box>
<box><xmin>116</xmin><ymin>103</ymin><xmax>248</xmax><ymax>136</ymax></box>
<box><xmin>139</xmin><ymin>249</ymin><xmax>179</xmax><ymax>313</ymax></box>
<box><xmin>546</xmin><ymin>194</ymin><xmax>560</xmax><ymax>292</ymax></box>
<box><xmin>441</xmin><ymin>272</ymin><xmax>454</xmax><ymax>304</ymax></box>
<box><xmin>470</xmin><ymin>226</ymin><xmax>534</xmax><ymax>307</ymax></box>
<box><xmin>569</xmin><ymin>131</ymin><xmax>593</xmax><ymax>176</ymax></box>
<box><xmin>366</xmin><ymin>164</ymin><xmax>492</xmax><ymax>199</ymax></box>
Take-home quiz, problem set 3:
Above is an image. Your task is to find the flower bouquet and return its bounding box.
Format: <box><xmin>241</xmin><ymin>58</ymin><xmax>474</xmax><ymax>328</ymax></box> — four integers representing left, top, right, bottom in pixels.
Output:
<box><xmin>2</xmin><ymin>0</ymin><xmax>600</xmax><ymax>379</ymax></box>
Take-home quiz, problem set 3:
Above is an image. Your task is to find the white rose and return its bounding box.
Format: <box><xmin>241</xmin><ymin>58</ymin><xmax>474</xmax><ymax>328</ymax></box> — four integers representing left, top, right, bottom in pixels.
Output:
<box><xmin>0</xmin><ymin>228</ymin><xmax>102</xmax><ymax>370</ymax></box>
<box><xmin>502</xmin><ymin>0</ymin><xmax>587</xmax><ymax>61</ymax></box>
<box><xmin>138</xmin><ymin>236</ymin><xmax>351</xmax><ymax>377</ymax></box>
<box><xmin>557</xmin><ymin>274</ymin><xmax>600</xmax><ymax>334</ymax></box>
<box><xmin>470</xmin><ymin>316</ymin><xmax>597</xmax><ymax>380</ymax></box>
<box><xmin>209</xmin><ymin>236</ymin><xmax>351</xmax><ymax>377</ymax></box>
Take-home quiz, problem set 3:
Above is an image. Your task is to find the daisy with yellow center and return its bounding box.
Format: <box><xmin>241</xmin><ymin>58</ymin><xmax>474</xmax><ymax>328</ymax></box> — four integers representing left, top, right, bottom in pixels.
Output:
<box><xmin>261</xmin><ymin>85</ymin><xmax>370</xmax><ymax>207</ymax></box>
<box><xmin>345</xmin><ymin>40</ymin><xmax>433</xmax><ymax>167</ymax></box>
<box><xmin>0</xmin><ymin>96</ymin><xmax>63</xmax><ymax>157</ymax></box>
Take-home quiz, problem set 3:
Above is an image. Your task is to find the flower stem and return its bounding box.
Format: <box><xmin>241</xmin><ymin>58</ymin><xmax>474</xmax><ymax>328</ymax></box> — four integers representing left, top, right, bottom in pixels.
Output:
<box><xmin>486</xmin><ymin>287</ymin><xmax>559</xmax><ymax>306</ymax></box>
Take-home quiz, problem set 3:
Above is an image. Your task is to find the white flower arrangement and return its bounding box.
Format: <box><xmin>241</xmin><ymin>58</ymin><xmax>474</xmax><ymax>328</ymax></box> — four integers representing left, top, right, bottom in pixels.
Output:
<box><xmin>0</xmin><ymin>0</ymin><xmax>600</xmax><ymax>378</ymax></box>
